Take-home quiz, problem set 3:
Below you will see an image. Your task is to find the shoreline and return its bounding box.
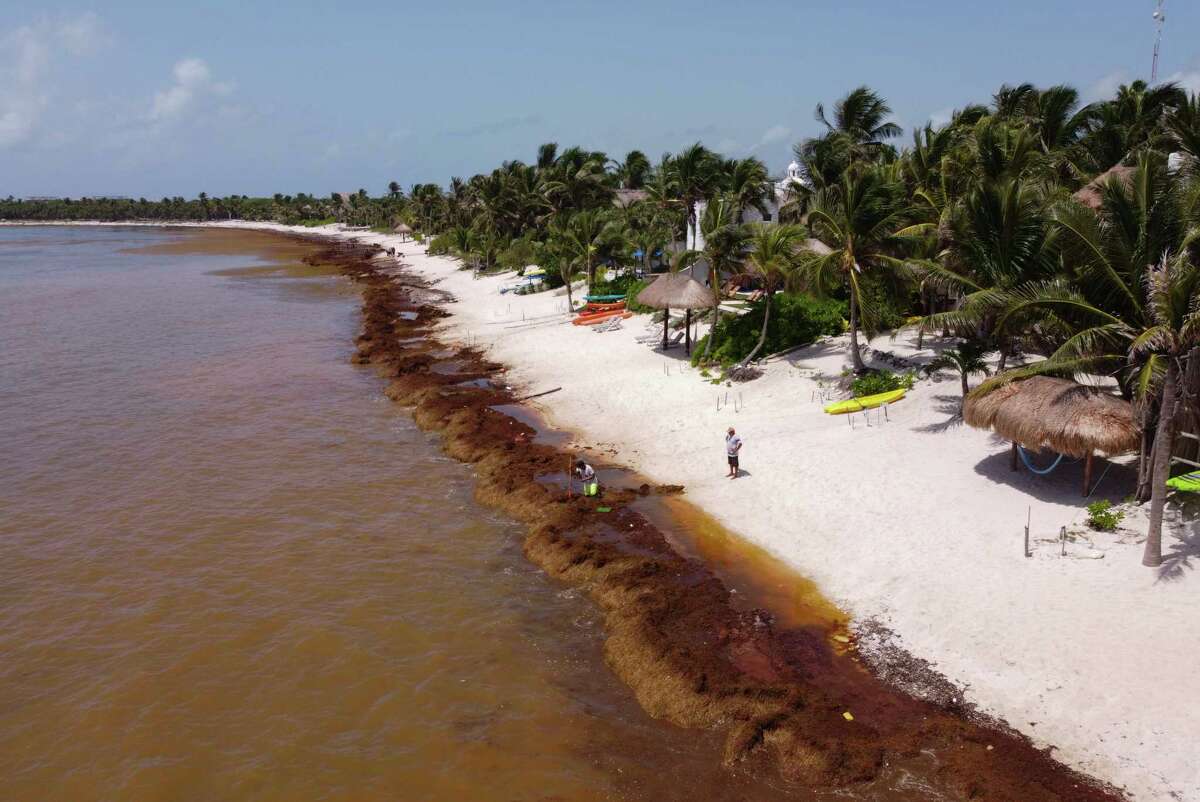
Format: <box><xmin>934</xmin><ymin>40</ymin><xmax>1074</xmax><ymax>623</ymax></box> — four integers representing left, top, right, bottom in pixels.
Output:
<box><xmin>10</xmin><ymin>220</ymin><xmax>1196</xmax><ymax>800</ymax></box>
<box><xmin>315</xmin><ymin>236</ymin><xmax>1125</xmax><ymax>799</ymax></box>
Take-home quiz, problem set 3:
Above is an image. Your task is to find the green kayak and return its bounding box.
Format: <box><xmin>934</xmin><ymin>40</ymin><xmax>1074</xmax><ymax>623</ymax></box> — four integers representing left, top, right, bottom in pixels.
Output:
<box><xmin>1167</xmin><ymin>472</ymin><xmax>1200</xmax><ymax>492</ymax></box>
<box><xmin>584</xmin><ymin>293</ymin><xmax>626</xmax><ymax>302</ymax></box>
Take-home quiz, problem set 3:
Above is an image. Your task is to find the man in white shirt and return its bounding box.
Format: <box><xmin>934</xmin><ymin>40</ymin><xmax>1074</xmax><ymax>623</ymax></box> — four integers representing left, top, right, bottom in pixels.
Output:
<box><xmin>573</xmin><ymin>459</ymin><xmax>599</xmax><ymax>497</ymax></box>
<box><xmin>725</xmin><ymin>427</ymin><xmax>743</xmax><ymax>479</ymax></box>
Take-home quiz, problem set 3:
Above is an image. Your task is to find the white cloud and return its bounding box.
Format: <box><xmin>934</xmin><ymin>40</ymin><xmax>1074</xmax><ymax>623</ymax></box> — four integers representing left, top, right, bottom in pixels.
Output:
<box><xmin>0</xmin><ymin>26</ymin><xmax>51</xmax><ymax>147</ymax></box>
<box><xmin>928</xmin><ymin>107</ymin><xmax>953</xmax><ymax>128</ymax></box>
<box><xmin>745</xmin><ymin>124</ymin><xmax>791</xmax><ymax>155</ymax></box>
<box><xmin>150</xmin><ymin>58</ymin><xmax>233</xmax><ymax>122</ymax></box>
<box><xmin>1087</xmin><ymin>70</ymin><xmax>1130</xmax><ymax>103</ymax></box>
<box><xmin>57</xmin><ymin>12</ymin><xmax>108</xmax><ymax>56</ymax></box>
<box><xmin>0</xmin><ymin>13</ymin><xmax>109</xmax><ymax>148</ymax></box>
<box><xmin>758</xmin><ymin>124</ymin><xmax>790</xmax><ymax>146</ymax></box>
<box><xmin>1162</xmin><ymin>69</ymin><xmax>1200</xmax><ymax>96</ymax></box>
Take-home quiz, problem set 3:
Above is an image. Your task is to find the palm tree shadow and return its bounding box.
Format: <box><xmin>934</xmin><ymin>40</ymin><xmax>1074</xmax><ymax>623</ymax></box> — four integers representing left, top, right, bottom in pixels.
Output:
<box><xmin>1158</xmin><ymin>514</ymin><xmax>1200</xmax><ymax>582</ymax></box>
<box><xmin>913</xmin><ymin>394</ymin><xmax>966</xmax><ymax>433</ymax></box>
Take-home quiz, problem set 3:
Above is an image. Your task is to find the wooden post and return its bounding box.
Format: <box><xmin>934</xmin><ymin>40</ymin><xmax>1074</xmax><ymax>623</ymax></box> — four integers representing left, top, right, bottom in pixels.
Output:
<box><xmin>685</xmin><ymin>308</ymin><xmax>692</xmax><ymax>355</ymax></box>
<box><xmin>662</xmin><ymin>305</ymin><xmax>670</xmax><ymax>350</ymax></box>
<box><xmin>1010</xmin><ymin>441</ymin><xmax>1019</xmax><ymax>472</ymax></box>
<box><xmin>1082</xmin><ymin>451</ymin><xmax>1094</xmax><ymax>497</ymax></box>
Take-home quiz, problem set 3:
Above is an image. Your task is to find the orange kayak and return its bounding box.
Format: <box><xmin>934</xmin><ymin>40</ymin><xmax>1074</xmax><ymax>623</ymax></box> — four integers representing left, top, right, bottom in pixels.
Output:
<box><xmin>572</xmin><ymin>311</ymin><xmax>633</xmax><ymax>326</ymax></box>
<box><xmin>582</xmin><ymin>301</ymin><xmax>626</xmax><ymax>313</ymax></box>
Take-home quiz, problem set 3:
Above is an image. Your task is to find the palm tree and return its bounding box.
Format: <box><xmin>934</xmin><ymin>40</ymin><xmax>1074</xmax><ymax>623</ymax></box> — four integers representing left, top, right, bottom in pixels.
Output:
<box><xmin>721</xmin><ymin>157</ymin><xmax>772</xmax><ymax>222</ymax></box>
<box><xmin>388</xmin><ymin>181</ymin><xmax>401</xmax><ymax>198</ymax></box>
<box><xmin>1132</xmin><ymin>248</ymin><xmax>1200</xmax><ymax>567</ymax></box>
<box><xmin>631</xmin><ymin>224</ymin><xmax>669</xmax><ymax>275</ymax></box>
<box><xmin>668</xmin><ymin>143</ymin><xmax>720</xmax><ymax>249</ymax></box>
<box><xmin>613</xmin><ymin>150</ymin><xmax>651</xmax><ymax>189</ymax></box>
<box><xmin>801</xmin><ymin>167</ymin><xmax>910</xmax><ymax>372</ymax></box>
<box><xmin>559</xmin><ymin>210</ymin><xmax>611</xmax><ymax>291</ymax></box>
<box><xmin>928</xmin><ymin>343</ymin><xmax>990</xmax><ymax>413</ymax></box>
<box><xmin>813</xmin><ymin>86</ymin><xmax>904</xmax><ymax>161</ymax></box>
<box><xmin>697</xmin><ymin>195</ymin><xmax>751</xmax><ymax>359</ymax></box>
<box><xmin>536</xmin><ymin>142</ymin><xmax>559</xmax><ymax>172</ymax></box>
<box><xmin>737</xmin><ymin>223</ymin><xmax>806</xmax><ymax>367</ymax></box>
<box><xmin>1165</xmin><ymin>93</ymin><xmax>1200</xmax><ymax>176</ymax></box>
<box><xmin>971</xmin><ymin>152</ymin><xmax>1186</xmax><ymax>500</ymax></box>
<box><xmin>918</xmin><ymin>176</ymin><xmax>1055</xmax><ymax>369</ymax></box>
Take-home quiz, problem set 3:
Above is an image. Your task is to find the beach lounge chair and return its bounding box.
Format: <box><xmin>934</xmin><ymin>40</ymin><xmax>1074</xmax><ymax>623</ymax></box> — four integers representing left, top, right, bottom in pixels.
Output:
<box><xmin>591</xmin><ymin>316</ymin><xmax>624</xmax><ymax>333</ymax></box>
<box><xmin>650</xmin><ymin>331</ymin><xmax>685</xmax><ymax>350</ymax></box>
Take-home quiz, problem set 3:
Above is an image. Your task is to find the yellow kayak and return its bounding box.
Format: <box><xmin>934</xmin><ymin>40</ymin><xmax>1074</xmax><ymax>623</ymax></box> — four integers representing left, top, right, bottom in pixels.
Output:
<box><xmin>824</xmin><ymin>388</ymin><xmax>907</xmax><ymax>415</ymax></box>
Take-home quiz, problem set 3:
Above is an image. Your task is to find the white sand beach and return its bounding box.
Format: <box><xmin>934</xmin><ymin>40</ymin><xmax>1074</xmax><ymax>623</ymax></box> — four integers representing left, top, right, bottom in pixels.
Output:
<box><xmin>24</xmin><ymin>220</ymin><xmax>1198</xmax><ymax>801</ymax></box>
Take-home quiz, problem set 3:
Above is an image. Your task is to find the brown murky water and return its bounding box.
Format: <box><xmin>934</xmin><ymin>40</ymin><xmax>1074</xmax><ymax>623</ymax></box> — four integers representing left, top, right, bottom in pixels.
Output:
<box><xmin>3</xmin><ymin>226</ymin><xmax>954</xmax><ymax>802</ymax></box>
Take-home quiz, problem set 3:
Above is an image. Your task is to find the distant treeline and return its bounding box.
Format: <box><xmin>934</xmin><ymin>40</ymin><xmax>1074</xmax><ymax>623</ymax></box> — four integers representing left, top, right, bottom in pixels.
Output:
<box><xmin>0</xmin><ymin>188</ymin><xmax>406</xmax><ymax>228</ymax></box>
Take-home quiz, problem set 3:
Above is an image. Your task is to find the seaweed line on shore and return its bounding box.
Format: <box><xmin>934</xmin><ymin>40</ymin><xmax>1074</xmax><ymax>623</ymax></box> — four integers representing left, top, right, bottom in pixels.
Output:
<box><xmin>314</xmin><ymin>238</ymin><xmax>1127</xmax><ymax>802</ymax></box>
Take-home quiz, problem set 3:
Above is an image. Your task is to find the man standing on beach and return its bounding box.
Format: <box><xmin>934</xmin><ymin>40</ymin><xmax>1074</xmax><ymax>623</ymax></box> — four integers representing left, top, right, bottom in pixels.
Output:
<box><xmin>725</xmin><ymin>427</ymin><xmax>742</xmax><ymax>479</ymax></box>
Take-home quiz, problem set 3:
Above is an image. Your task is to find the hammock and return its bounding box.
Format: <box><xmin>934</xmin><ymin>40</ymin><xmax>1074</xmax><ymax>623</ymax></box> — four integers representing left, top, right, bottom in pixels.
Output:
<box><xmin>1018</xmin><ymin>445</ymin><xmax>1065</xmax><ymax>476</ymax></box>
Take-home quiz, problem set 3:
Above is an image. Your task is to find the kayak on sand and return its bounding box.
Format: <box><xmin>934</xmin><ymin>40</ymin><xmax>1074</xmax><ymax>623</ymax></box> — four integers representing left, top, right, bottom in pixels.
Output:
<box><xmin>823</xmin><ymin>388</ymin><xmax>907</xmax><ymax>415</ymax></box>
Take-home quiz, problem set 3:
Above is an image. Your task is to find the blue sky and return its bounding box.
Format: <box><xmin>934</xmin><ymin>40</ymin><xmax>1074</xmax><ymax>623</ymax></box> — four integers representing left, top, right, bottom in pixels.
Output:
<box><xmin>2</xmin><ymin>1</ymin><xmax>1198</xmax><ymax>199</ymax></box>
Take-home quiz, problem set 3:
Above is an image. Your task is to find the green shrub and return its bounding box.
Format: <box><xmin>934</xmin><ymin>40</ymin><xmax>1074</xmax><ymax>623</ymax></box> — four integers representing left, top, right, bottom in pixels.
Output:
<box><xmin>1086</xmin><ymin>500</ymin><xmax>1124</xmax><ymax>532</ymax></box>
<box><xmin>426</xmin><ymin>233</ymin><xmax>453</xmax><ymax>255</ymax></box>
<box><xmin>691</xmin><ymin>293</ymin><xmax>846</xmax><ymax>366</ymax></box>
<box><xmin>850</xmin><ymin>369</ymin><xmax>915</xmax><ymax>397</ymax></box>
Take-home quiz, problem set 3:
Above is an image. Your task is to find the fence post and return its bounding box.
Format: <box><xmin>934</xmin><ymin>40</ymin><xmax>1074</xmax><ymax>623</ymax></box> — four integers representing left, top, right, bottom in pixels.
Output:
<box><xmin>1024</xmin><ymin>507</ymin><xmax>1032</xmax><ymax>558</ymax></box>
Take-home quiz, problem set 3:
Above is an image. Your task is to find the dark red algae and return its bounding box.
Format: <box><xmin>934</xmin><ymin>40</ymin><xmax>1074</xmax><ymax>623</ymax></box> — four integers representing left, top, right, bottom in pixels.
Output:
<box><xmin>308</xmin><ymin>239</ymin><xmax>1126</xmax><ymax>802</ymax></box>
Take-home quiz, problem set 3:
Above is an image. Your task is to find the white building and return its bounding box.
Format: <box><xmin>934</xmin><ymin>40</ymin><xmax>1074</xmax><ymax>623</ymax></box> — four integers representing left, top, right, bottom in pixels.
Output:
<box><xmin>684</xmin><ymin>160</ymin><xmax>809</xmax><ymax>283</ymax></box>
<box><xmin>687</xmin><ymin>160</ymin><xmax>807</xmax><ymax>251</ymax></box>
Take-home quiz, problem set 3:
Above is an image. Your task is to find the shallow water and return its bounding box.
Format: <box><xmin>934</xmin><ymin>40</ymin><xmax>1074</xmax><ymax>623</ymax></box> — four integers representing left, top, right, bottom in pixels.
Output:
<box><xmin>0</xmin><ymin>226</ymin><xmax>844</xmax><ymax>802</ymax></box>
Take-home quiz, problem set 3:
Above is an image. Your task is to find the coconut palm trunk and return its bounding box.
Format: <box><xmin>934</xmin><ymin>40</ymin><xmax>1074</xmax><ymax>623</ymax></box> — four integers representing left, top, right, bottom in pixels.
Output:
<box><xmin>847</xmin><ymin>288</ymin><xmax>866</xmax><ymax>373</ymax></box>
<box><xmin>741</xmin><ymin>291</ymin><xmax>773</xmax><ymax>365</ymax></box>
<box><xmin>703</xmin><ymin>288</ymin><xmax>721</xmax><ymax>359</ymax></box>
<box><xmin>1145</xmin><ymin>359</ymin><xmax>1180</xmax><ymax>567</ymax></box>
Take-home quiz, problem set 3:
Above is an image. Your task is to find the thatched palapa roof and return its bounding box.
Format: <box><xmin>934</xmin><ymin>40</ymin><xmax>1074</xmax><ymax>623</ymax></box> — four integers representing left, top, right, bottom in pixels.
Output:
<box><xmin>963</xmin><ymin>376</ymin><xmax>1138</xmax><ymax>458</ymax></box>
<box><xmin>393</xmin><ymin>222</ymin><xmax>413</xmax><ymax>234</ymax></box>
<box><xmin>614</xmin><ymin>189</ymin><xmax>649</xmax><ymax>208</ymax></box>
<box><xmin>1072</xmin><ymin>164</ymin><xmax>1134</xmax><ymax>211</ymax></box>
<box><xmin>636</xmin><ymin>273</ymin><xmax>711</xmax><ymax>309</ymax></box>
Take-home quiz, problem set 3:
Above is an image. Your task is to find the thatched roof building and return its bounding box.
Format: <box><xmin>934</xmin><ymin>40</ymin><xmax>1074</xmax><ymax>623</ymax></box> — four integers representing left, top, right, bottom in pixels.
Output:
<box><xmin>636</xmin><ymin>273</ymin><xmax>711</xmax><ymax>353</ymax></box>
<box><xmin>964</xmin><ymin>376</ymin><xmax>1138</xmax><ymax>459</ymax></box>
<box><xmin>636</xmin><ymin>273</ymin><xmax>711</xmax><ymax>310</ymax></box>
<box><xmin>1072</xmin><ymin>164</ymin><xmax>1134</xmax><ymax>211</ymax></box>
<box><xmin>614</xmin><ymin>189</ymin><xmax>649</xmax><ymax>208</ymax></box>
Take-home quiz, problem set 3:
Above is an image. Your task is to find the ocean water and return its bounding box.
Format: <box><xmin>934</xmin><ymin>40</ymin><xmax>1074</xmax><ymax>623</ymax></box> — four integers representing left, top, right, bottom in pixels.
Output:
<box><xmin>0</xmin><ymin>225</ymin><xmax>827</xmax><ymax>802</ymax></box>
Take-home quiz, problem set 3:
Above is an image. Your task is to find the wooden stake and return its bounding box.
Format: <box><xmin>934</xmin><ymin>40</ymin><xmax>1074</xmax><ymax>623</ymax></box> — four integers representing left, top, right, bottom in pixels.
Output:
<box><xmin>1010</xmin><ymin>441</ymin><xmax>1019</xmax><ymax>472</ymax></box>
<box><xmin>685</xmin><ymin>308</ymin><xmax>692</xmax><ymax>355</ymax></box>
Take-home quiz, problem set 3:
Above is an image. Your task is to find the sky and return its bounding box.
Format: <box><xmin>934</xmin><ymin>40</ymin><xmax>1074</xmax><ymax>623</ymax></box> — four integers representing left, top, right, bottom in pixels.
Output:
<box><xmin>2</xmin><ymin>0</ymin><xmax>1199</xmax><ymax>199</ymax></box>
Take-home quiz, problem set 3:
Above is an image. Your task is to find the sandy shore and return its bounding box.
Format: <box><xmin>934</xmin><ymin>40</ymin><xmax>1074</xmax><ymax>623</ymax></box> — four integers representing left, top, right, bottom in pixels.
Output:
<box><xmin>14</xmin><ymin>220</ymin><xmax>1198</xmax><ymax>801</ymax></box>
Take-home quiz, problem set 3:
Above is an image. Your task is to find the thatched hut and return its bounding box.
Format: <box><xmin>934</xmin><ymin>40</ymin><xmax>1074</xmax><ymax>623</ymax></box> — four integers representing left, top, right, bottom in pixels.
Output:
<box><xmin>964</xmin><ymin>376</ymin><xmax>1139</xmax><ymax>495</ymax></box>
<box><xmin>393</xmin><ymin>222</ymin><xmax>414</xmax><ymax>241</ymax></box>
<box><xmin>636</xmin><ymin>273</ymin><xmax>711</xmax><ymax>353</ymax></box>
<box><xmin>1072</xmin><ymin>164</ymin><xmax>1134</xmax><ymax>211</ymax></box>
